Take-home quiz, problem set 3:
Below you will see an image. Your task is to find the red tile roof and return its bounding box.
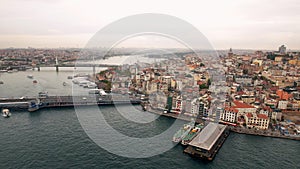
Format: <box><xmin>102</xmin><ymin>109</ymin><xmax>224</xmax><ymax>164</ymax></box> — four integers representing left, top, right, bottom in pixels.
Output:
<box><xmin>225</xmin><ymin>107</ymin><xmax>239</xmax><ymax>113</ymax></box>
<box><xmin>232</xmin><ymin>101</ymin><xmax>255</xmax><ymax>109</ymax></box>
<box><xmin>257</xmin><ymin>114</ymin><xmax>268</xmax><ymax>120</ymax></box>
<box><xmin>246</xmin><ymin>113</ymin><xmax>253</xmax><ymax>118</ymax></box>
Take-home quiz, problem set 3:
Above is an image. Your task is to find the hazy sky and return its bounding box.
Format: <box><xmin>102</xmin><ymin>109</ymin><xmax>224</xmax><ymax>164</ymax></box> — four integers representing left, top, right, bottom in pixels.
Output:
<box><xmin>0</xmin><ymin>0</ymin><xmax>300</xmax><ymax>50</ymax></box>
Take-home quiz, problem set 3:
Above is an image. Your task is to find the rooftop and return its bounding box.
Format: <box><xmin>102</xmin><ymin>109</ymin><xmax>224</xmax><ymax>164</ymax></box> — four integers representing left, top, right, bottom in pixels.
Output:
<box><xmin>188</xmin><ymin>123</ymin><xmax>227</xmax><ymax>151</ymax></box>
<box><xmin>232</xmin><ymin>100</ymin><xmax>255</xmax><ymax>109</ymax></box>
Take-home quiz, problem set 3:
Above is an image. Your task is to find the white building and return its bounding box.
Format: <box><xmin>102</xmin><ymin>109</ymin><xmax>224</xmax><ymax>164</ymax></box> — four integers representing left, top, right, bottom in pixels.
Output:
<box><xmin>220</xmin><ymin>107</ymin><xmax>238</xmax><ymax>123</ymax></box>
<box><xmin>245</xmin><ymin>113</ymin><xmax>270</xmax><ymax>130</ymax></box>
<box><xmin>278</xmin><ymin>100</ymin><xmax>288</xmax><ymax>110</ymax></box>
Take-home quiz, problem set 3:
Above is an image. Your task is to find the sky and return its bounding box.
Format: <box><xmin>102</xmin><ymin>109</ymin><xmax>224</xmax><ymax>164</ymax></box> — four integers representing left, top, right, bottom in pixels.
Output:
<box><xmin>0</xmin><ymin>0</ymin><xmax>300</xmax><ymax>50</ymax></box>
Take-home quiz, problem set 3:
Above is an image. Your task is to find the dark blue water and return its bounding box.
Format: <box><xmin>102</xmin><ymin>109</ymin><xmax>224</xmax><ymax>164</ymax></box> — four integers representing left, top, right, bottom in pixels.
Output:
<box><xmin>1</xmin><ymin>106</ymin><xmax>299</xmax><ymax>169</ymax></box>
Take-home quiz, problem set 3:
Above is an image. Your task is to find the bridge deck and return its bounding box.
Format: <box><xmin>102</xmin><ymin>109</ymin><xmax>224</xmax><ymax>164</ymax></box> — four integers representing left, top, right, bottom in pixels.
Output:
<box><xmin>0</xmin><ymin>95</ymin><xmax>141</xmax><ymax>111</ymax></box>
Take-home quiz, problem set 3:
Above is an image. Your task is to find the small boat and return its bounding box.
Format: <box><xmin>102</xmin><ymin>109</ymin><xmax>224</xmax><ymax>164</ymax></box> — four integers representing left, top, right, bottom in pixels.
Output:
<box><xmin>67</xmin><ymin>76</ymin><xmax>73</xmax><ymax>79</ymax></box>
<box><xmin>7</xmin><ymin>70</ymin><xmax>13</xmax><ymax>73</ymax></box>
<box><xmin>33</xmin><ymin>80</ymin><xmax>38</xmax><ymax>84</ymax></box>
<box><xmin>2</xmin><ymin>109</ymin><xmax>11</xmax><ymax>118</ymax></box>
<box><xmin>27</xmin><ymin>75</ymin><xmax>34</xmax><ymax>79</ymax></box>
<box><xmin>142</xmin><ymin>105</ymin><xmax>147</xmax><ymax>111</ymax></box>
<box><xmin>63</xmin><ymin>82</ymin><xmax>67</xmax><ymax>86</ymax></box>
<box><xmin>0</xmin><ymin>81</ymin><xmax>3</xmax><ymax>84</ymax></box>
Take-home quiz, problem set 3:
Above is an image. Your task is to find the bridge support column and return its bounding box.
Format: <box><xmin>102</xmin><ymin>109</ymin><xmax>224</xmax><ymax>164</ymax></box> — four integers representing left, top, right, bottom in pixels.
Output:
<box><xmin>56</xmin><ymin>65</ymin><xmax>59</xmax><ymax>72</ymax></box>
<box><xmin>93</xmin><ymin>65</ymin><xmax>95</xmax><ymax>75</ymax></box>
<box><xmin>37</xmin><ymin>66</ymin><xmax>40</xmax><ymax>71</ymax></box>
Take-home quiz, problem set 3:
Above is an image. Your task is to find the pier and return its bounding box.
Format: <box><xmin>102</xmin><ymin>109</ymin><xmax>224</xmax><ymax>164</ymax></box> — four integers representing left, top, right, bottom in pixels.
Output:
<box><xmin>184</xmin><ymin>123</ymin><xmax>230</xmax><ymax>161</ymax></box>
<box><xmin>0</xmin><ymin>95</ymin><xmax>141</xmax><ymax>112</ymax></box>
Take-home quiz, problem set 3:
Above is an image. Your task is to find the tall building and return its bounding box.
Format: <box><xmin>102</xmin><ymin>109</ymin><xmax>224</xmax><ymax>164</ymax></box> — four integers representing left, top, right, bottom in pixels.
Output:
<box><xmin>228</xmin><ymin>48</ymin><xmax>233</xmax><ymax>57</ymax></box>
<box><xmin>278</xmin><ymin>45</ymin><xmax>287</xmax><ymax>54</ymax></box>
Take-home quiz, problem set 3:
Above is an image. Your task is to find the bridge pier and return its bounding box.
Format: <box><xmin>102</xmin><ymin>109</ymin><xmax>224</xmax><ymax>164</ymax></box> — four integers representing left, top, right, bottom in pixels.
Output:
<box><xmin>93</xmin><ymin>65</ymin><xmax>95</xmax><ymax>75</ymax></box>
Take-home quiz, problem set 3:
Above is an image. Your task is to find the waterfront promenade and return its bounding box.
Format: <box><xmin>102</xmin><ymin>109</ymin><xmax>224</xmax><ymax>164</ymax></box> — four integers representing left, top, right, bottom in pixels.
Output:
<box><xmin>230</xmin><ymin>127</ymin><xmax>300</xmax><ymax>141</ymax></box>
<box><xmin>145</xmin><ymin>106</ymin><xmax>300</xmax><ymax>141</ymax></box>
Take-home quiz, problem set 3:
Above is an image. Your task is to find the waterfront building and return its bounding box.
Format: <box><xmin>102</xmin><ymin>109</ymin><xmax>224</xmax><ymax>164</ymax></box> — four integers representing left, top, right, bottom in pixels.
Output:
<box><xmin>191</xmin><ymin>99</ymin><xmax>199</xmax><ymax>116</ymax></box>
<box><xmin>174</xmin><ymin>95</ymin><xmax>183</xmax><ymax>113</ymax></box>
<box><xmin>226</xmin><ymin>101</ymin><xmax>257</xmax><ymax>125</ymax></box>
<box><xmin>244</xmin><ymin>113</ymin><xmax>270</xmax><ymax>130</ymax></box>
<box><xmin>232</xmin><ymin>100</ymin><xmax>257</xmax><ymax>114</ymax></box>
<box><xmin>220</xmin><ymin>107</ymin><xmax>238</xmax><ymax>123</ymax></box>
<box><xmin>184</xmin><ymin>123</ymin><xmax>229</xmax><ymax>161</ymax></box>
<box><xmin>271</xmin><ymin>111</ymin><xmax>282</xmax><ymax>121</ymax></box>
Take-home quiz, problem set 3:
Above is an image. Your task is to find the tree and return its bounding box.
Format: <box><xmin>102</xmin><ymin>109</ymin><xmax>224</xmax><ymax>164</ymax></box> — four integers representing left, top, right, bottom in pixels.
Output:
<box><xmin>199</xmin><ymin>84</ymin><xmax>208</xmax><ymax>89</ymax></box>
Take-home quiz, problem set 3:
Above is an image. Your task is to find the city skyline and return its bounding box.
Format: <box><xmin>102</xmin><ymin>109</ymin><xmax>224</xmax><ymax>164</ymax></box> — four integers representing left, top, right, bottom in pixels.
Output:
<box><xmin>1</xmin><ymin>0</ymin><xmax>300</xmax><ymax>50</ymax></box>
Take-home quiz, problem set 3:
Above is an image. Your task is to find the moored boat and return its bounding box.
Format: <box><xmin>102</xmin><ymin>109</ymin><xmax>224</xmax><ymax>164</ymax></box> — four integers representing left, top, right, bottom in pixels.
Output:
<box><xmin>181</xmin><ymin>124</ymin><xmax>204</xmax><ymax>145</ymax></box>
<box><xmin>172</xmin><ymin>122</ymin><xmax>194</xmax><ymax>143</ymax></box>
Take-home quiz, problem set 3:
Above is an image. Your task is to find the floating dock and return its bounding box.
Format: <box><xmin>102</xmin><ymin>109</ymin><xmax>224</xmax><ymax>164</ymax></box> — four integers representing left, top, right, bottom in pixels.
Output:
<box><xmin>184</xmin><ymin>122</ymin><xmax>229</xmax><ymax>161</ymax></box>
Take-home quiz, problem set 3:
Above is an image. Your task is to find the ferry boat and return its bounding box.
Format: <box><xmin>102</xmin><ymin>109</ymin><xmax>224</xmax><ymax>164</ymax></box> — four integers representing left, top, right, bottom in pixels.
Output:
<box><xmin>2</xmin><ymin>109</ymin><xmax>11</xmax><ymax>118</ymax></box>
<box><xmin>172</xmin><ymin>122</ymin><xmax>194</xmax><ymax>143</ymax></box>
<box><xmin>28</xmin><ymin>103</ymin><xmax>39</xmax><ymax>112</ymax></box>
<box><xmin>181</xmin><ymin>124</ymin><xmax>204</xmax><ymax>145</ymax></box>
<box><xmin>28</xmin><ymin>100</ymin><xmax>42</xmax><ymax>112</ymax></box>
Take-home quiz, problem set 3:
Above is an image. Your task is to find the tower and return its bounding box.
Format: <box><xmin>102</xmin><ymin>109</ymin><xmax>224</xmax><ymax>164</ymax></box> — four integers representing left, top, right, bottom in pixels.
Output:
<box><xmin>228</xmin><ymin>48</ymin><xmax>233</xmax><ymax>57</ymax></box>
<box><xmin>279</xmin><ymin>45</ymin><xmax>286</xmax><ymax>54</ymax></box>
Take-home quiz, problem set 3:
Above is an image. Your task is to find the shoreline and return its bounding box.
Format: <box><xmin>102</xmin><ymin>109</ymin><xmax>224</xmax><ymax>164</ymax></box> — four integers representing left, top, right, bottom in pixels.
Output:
<box><xmin>146</xmin><ymin>107</ymin><xmax>204</xmax><ymax>124</ymax></box>
<box><xmin>145</xmin><ymin>107</ymin><xmax>300</xmax><ymax>141</ymax></box>
<box><xmin>230</xmin><ymin>127</ymin><xmax>300</xmax><ymax>141</ymax></box>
